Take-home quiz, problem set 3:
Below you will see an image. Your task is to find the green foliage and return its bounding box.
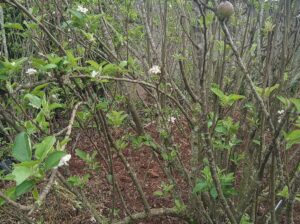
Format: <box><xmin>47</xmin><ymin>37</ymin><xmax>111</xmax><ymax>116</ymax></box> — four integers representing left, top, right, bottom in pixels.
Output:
<box><xmin>240</xmin><ymin>213</ymin><xmax>253</xmax><ymax>224</ymax></box>
<box><xmin>276</xmin><ymin>185</ymin><xmax>300</xmax><ymax>202</ymax></box>
<box><xmin>75</xmin><ymin>149</ymin><xmax>100</xmax><ymax>170</ymax></box>
<box><xmin>129</xmin><ymin>134</ymin><xmax>157</xmax><ymax>150</ymax></box>
<box><xmin>290</xmin><ymin>98</ymin><xmax>300</xmax><ymax>112</ymax></box>
<box><xmin>154</xmin><ymin>183</ymin><xmax>174</xmax><ymax>197</ymax></box>
<box><xmin>284</xmin><ymin>130</ymin><xmax>300</xmax><ymax>149</ymax></box>
<box><xmin>44</xmin><ymin>151</ymin><xmax>66</xmax><ymax>170</ymax></box>
<box><xmin>107</xmin><ymin>111</ymin><xmax>128</xmax><ymax>127</ymax></box>
<box><xmin>24</xmin><ymin>93</ymin><xmax>42</xmax><ymax>109</ymax></box>
<box><xmin>15</xmin><ymin>180</ymin><xmax>35</xmax><ymax>197</ymax></box>
<box><xmin>213</xmin><ymin>117</ymin><xmax>241</xmax><ymax>151</ymax></box>
<box><xmin>173</xmin><ymin>199</ymin><xmax>187</xmax><ymax>213</ymax></box>
<box><xmin>34</xmin><ymin>136</ymin><xmax>56</xmax><ymax>160</ymax></box>
<box><xmin>255</xmin><ymin>84</ymin><xmax>279</xmax><ymax>98</ymax></box>
<box><xmin>193</xmin><ymin>166</ymin><xmax>236</xmax><ymax>199</ymax></box>
<box><xmin>67</xmin><ymin>174</ymin><xmax>90</xmax><ymax>189</ymax></box>
<box><xmin>12</xmin><ymin>132</ymin><xmax>32</xmax><ymax>162</ymax></box>
<box><xmin>11</xmin><ymin>160</ymin><xmax>39</xmax><ymax>185</ymax></box>
<box><xmin>211</xmin><ymin>84</ymin><xmax>245</xmax><ymax>107</ymax></box>
<box><xmin>0</xmin><ymin>58</ymin><xmax>27</xmax><ymax>80</ymax></box>
<box><xmin>4</xmin><ymin>22</ymin><xmax>24</xmax><ymax>30</ymax></box>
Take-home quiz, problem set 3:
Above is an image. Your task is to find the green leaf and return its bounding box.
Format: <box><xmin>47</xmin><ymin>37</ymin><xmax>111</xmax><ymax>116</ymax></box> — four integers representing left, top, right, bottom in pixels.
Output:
<box><xmin>4</xmin><ymin>23</ymin><xmax>24</xmax><ymax>30</ymax></box>
<box><xmin>75</xmin><ymin>149</ymin><xmax>88</xmax><ymax>160</ymax></box>
<box><xmin>277</xmin><ymin>186</ymin><xmax>289</xmax><ymax>199</ymax></box>
<box><xmin>42</xmin><ymin>64</ymin><xmax>57</xmax><ymax>70</ymax></box>
<box><xmin>290</xmin><ymin>98</ymin><xmax>300</xmax><ymax>112</ymax></box>
<box><xmin>107</xmin><ymin>111</ymin><xmax>128</xmax><ymax>127</ymax></box>
<box><xmin>0</xmin><ymin>187</ymin><xmax>16</xmax><ymax>206</ymax></box>
<box><xmin>24</xmin><ymin>94</ymin><xmax>42</xmax><ymax>109</ymax></box>
<box><xmin>103</xmin><ymin>63</ymin><xmax>119</xmax><ymax>76</ymax></box>
<box><xmin>210</xmin><ymin>187</ymin><xmax>218</xmax><ymax>199</ymax></box>
<box><xmin>119</xmin><ymin>60</ymin><xmax>128</xmax><ymax>68</ymax></box>
<box><xmin>67</xmin><ymin>174</ymin><xmax>90</xmax><ymax>189</ymax></box>
<box><xmin>16</xmin><ymin>180</ymin><xmax>35</xmax><ymax>197</ymax></box>
<box><xmin>193</xmin><ymin>181</ymin><xmax>207</xmax><ymax>194</ymax></box>
<box><xmin>211</xmin><ymin>84</ymin><xmax>244</xmax><ymax>107</ymax></box>
<box><xmin>12</xmin><ymin>132</ymin><xmax>32</xmax><ymax>162</ymax></box>
<box><xmin>49</xmin><ymin>103</ymin><xmax>64</xmax><ymax>110</ymax></box>
<box><xmin>153</xmin><ymin>190</ymin><xmax>163</xmax><ymax>197</ymax></box>
<box><xmin>285</xmin><ymin>130</ymin><xmax>300</xmax><ymax>149</ymax></box>
<box><xmin>44</xmin><ymin>151</ymin><xmax>66</xmax><ymax>170</ymax></box>
<box><xmin>35</xmin><ymin>136</ymin><xmax>56</xmax><ymax>160</ymax></box>
<box><xmin>32</xmin><ymin>187</ymin><xmax>39</xmax><ymax>201</ymax></box>
<box><xmin>211</xmin><ymin>85</ymin><xmax>226</xmax><ymax>100</ymax></box>
<box><xmin>255</xmin><ymin>84</ymin><xmax>279</xmax><ymax>98</ymax></box>
<box><xmin>12</xmin><ymin>166</ymin><xmax>33</xmax><ymax>185</ymax></box>
<box><xmin>277</xmin><ymin>96</ymin><xmax>290</xmax><ymax>107</ymax></box>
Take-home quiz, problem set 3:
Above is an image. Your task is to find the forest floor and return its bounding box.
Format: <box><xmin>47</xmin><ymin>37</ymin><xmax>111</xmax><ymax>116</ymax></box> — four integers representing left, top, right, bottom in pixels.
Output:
<box><xmin>1</xmin><ymin>119</ymin><xmax>300</xmax><ymax>223</ymax></box>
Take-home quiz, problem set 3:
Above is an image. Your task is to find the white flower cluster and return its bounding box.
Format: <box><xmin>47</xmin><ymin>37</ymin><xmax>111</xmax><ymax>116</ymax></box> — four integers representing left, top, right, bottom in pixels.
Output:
<box><xmin>77</xmin><ymin>5</ymin><xmax>88</xmax><ymax>14</ymax></box>
<box><xmin>149</xmin><ymin>65</ymin><xmax>161</xmax><ymax>75</ymax></box>
<box><xmin>277</xmin><ymin>110</ymin><xmax>284</xmax><ymax>123</ymax></box>
<box><xmin>26</xmin><ymin>68</ymin><xmax>37</xmax><ymax>75</ymax></box>
<box><xmin>54</xmin><ymin>154</ymin><xmax>71</xmax><ymax>169</ymax></box>
<box><xmin>91</xmin><ymin>70</ymin><xmax>99</xmax><ymax>78</ymax></box>
<box><xmin>168</xmin><ymin>116</ymin><xmax>176</xmax><ymax>124</ymax></box>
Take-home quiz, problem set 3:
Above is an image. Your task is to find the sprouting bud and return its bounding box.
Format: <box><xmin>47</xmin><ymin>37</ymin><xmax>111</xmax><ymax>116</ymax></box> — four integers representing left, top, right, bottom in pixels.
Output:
<box><xmin>217</xmin><ymin>1</ymin><xmax>234</xmax><ymax>20</ymax></box>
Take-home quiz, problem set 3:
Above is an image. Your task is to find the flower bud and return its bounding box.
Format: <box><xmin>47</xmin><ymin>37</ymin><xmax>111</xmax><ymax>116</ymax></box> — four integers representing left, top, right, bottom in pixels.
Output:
<box><xmin>217</xmin><ymin>1</ymin><xmax>234</xmax><ymax>20</ymax></box>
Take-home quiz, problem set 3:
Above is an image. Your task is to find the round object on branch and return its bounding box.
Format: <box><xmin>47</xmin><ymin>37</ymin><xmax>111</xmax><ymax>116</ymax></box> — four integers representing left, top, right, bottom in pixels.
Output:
<box><xmin>217</xmin><ymin>1</ymin><xmax>234</xmax><ymax>20</ymax></box>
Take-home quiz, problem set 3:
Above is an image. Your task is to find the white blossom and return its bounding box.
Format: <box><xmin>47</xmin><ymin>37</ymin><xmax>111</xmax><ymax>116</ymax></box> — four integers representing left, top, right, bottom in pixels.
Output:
<box><xmin>11</xmin><ymin>62</ymin><xmax>16</xmax><ymax>66</ymax></box>
<box><xmin>77</xmin><ymin>5</ymin><xmax>88</xmax><ymax>14</ymax></box>
<box><xmin>51</xmin><ymin>94</ymin><xmax>59</xmax><ymax>100</ymax></box>
<box><xmin>55</xmin><ymin>154</ymin><xmax>71</xmax><ymax>169</ymax></box>
<box><xmin>90</xmin><ymin>217</ymin><xmax>96</xmax><ymax>223</ymax></box>
<box><xmin>277</xmin><ymin>110</ymin><xmax>285</xmax><ymax>123</ymax></box>
<box><xmin>91</xmin><ymin>71</ymin><xmax>99</xmax><ymax>78</ymax></box>
<box><xmin>149</xmin><ymin>65</ymin><xmax>161</xmax><ymax>74</ymax></box>
<box><xmin>168</xmin><ymin>117</ymin><xmax>176</xmax><ymax>124</ymax></box>
<box><xmin>26</xmin><ymin>68</ymin><xmax>37</xmax><ymax>75</ymax></box>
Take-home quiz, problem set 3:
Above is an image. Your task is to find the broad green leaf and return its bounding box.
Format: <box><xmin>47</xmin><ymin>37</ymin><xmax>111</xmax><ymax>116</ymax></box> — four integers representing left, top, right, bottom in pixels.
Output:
<box><xmin>42</xmin><ymin>64</ymin><xmax>57</xmax><ymax>70</ymax></box>
<box><xmin>210</xmin><ymin>187</ymin><xmax>218</xmax><ymax>199</ymax></box>
<box><xmin>102</xmin><ymin>63</ymin><xmax>119</xmax><ymax>76</ymax></box>
<box><xmin>75</xmin><ymin>149</ymin><xmax>88</xmax><ymax>160</ymax></box>
<box><xmin>193</xmin><ymin>181</ymin><xmax>207</xmax><ymax>194</ymax></box>
<box><xmin>211</xmin><ymin>85</ymin><xmax>226</xmax><ymax>100</ymax></box>
<box><xmin>277</xmin><ymin>96</ymin><xmax>290</xmax><ymax>107</ymax></box>
<box><xmin>211</xmin><ymin>84</ymin><xmax>244</xmax><ymax>107</ymax></box>
<box><xmin>277</xmin><ymin>186</ymin><xmax>289</xmax><ymax>199</ymax></box>
<box><xmin>285</xmin><ymin>130</ymin><xmax>300</xmax><ymax>149</ymax></box>
<box><xmin>255</xmin><ymin>84</ymin><xmax>279</xmax><ymax>98</ymax></box>
<box><xmin>24</xmin><ymin>94</ymin><xmax>42</xmax><ymax>109</ymax></box>
<box><xmin>12</xmin><ymin>166</ymin><xmax>33</xmax><ymax>185</ymax></box>
<box><xmin>119</xmin><ymin>60</ymin><xmax>128</xmax><ymax>68</ymax></box>
<box><xmin>44</xmin><ymin>151</ymin><xmax>66</xmax><ymax>170</ymax></box>
<box><xmin>4</xmin><ymin>23</ymin><xmax>24</xmax><ymax>30</ymax></box>
<box><xmin>35</xmin><ymin>136</ymin><xmax>56</xmax><ymax>160</ymax></box>
<box><xmin>290</xmin><ymin>98</ymin><xmax>300</xmax><ymax>112</ymax></box>
<box><xmin>107</xmin><ymin>111</ymin><xmax>128</xmax><ymax>127</ymax></box>
<box><xmin>67</xmin><ymin>174</ymin><xmax>90</xmax><ymax>189</ymax></box>
<box><xmin>87</xmin><ymin>60</ymin><xmax>100</xmax><ymax>70</ymax></box>
<box><xmin>16</xmin><ymin>180</ymin><xmax>35</xmax><ymax>197</ymax></box>
<box><xmin>31</xmin><ymin>83</ymin><xmax>50</xmax><ymax>96</ymax></box>
<box><xmin>153</xmin><ymin>190</ymin><xmax>163</xmax><ymax>196</ymax></box>
<box><xmin>12</xmin><ymin>132</ymin><xmax>32</xmax><ymax>162</ymax></box>
<box><xmin>49</xmin><ymin>103</ymin><xmax>64</xmax><ymax>110</ymax></box>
